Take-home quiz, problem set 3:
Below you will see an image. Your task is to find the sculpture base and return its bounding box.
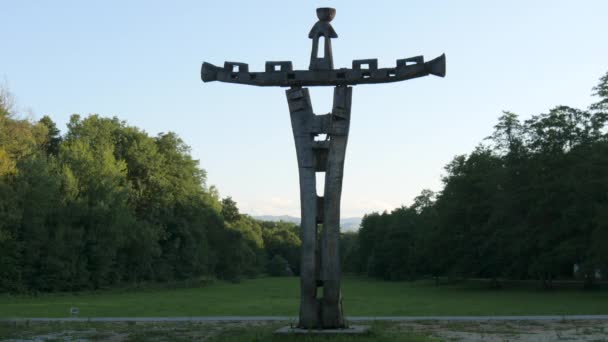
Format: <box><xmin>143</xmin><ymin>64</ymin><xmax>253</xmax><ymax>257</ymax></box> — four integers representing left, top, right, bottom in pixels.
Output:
<box><xmin>274</xmin><ymin>325</ymin><xmax>370</xmax><ymax>335</ymax></box>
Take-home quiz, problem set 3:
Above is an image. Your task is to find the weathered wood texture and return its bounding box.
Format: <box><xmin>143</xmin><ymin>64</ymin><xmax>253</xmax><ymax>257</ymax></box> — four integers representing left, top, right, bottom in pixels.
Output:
<box><xmin>286</xmin><ymin>87</ymin><xmax>319</xmax><ymax>328</ymax></box>
<box><xmin>287</xmin><ymin>85</ymin><xmax>351</xmax><ymax>329</ymax></box>
<box><xmin>321</xmin><ymin>86</ymin><xmax>351</xmax><ymax>328</ymax></box>
<box><xmin>201</xmin><ymin>54</ymin><xmax>446</xmax><ymax>87</ymax></box>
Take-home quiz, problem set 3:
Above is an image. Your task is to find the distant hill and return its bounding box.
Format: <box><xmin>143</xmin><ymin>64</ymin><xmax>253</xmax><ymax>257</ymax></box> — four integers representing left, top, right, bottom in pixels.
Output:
<box><xmin>340</xmin><ymin>217</ymin><xmax>362</xmax><ymax>232</ymax></box>
<box><xmin>253</xmin><ymin>215</ymin><xmax>362</xmax><ymax>232</ymax></box>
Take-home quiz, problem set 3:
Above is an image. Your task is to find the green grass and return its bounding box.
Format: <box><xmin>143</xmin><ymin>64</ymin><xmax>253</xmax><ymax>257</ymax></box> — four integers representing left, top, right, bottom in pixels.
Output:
<box><xmin>0</xmin><ymin>276</ymin><xmax>607</xmax><ymax>318</ymax></box>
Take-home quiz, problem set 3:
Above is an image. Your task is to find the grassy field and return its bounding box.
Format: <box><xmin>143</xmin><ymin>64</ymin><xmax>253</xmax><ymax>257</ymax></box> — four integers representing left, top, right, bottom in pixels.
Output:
<box><xmin>1</xmin><ymin>276</ymin><xmax>607</xmax><ymax>318</ymax></box>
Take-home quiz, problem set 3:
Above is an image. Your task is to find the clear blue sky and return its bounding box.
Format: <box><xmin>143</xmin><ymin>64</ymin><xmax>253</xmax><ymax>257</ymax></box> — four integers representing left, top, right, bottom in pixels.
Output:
<box><xmin>1</xmin><ymin>1</ymin><xmax>607</xmax><ymax>217</ymax></box>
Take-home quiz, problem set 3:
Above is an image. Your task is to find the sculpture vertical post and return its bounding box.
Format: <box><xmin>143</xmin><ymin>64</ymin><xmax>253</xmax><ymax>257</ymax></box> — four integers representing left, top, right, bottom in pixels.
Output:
<box><xmin>286</xmin><ymin>87</ymin><xmax>320</xmax><ymax>327</ymax></box>
<box><xmin>321</xmin><ymin>85</ymin><xmax>351</xmax><ymax>328</ymax></box>
<box><xmin>286</xmin><ymin>84</ymin><xmax>351</xmax><ymax>328</ymax></box>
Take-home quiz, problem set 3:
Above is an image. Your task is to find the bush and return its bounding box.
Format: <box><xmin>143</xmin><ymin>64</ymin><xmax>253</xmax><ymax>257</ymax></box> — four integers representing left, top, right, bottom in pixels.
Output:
<box><xmin>267</xmin><ymin>255</ymin><xmax>293</xmax><ymax>277</ymax></box>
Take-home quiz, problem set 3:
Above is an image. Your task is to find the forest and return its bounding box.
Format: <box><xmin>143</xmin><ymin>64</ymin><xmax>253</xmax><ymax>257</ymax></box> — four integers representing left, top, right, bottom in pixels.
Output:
<box><xmin>0</xmin><ymin>88</ymin><xmax>300</xmax><ymax>292</ymax></box>
<box><xmin>344</xmin><ymin>71</ymin><xmax>608</xmax><ymax>288</ymax></box>
<box><xmin>1</xmin><ymin>71</ymin><xmax>607</xmax><ymax>293</ymax></box>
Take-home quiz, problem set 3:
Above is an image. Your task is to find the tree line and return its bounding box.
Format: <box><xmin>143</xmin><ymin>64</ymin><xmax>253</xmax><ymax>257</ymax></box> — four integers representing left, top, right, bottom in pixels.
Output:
<box><xmin>345</xmin><ymin>71</ymin><xmax>608</xmax><ymax>289</ymax></box>
<box><xmin>3</xmin><ymin>71</ymin><xmax>606</xmax><ymax>293</ymax></box>
<box><xmin>0</xmin><ymin>90</ymin><xmax>301</xmax><ymax>293</ymax></box>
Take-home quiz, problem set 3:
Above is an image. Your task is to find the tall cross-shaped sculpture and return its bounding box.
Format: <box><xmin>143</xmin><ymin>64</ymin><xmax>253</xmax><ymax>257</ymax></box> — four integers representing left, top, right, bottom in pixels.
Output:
<box><xmin>201</xmin><ymin>7</ymin><xmax>445</xmax><ymax>329</ymax></box>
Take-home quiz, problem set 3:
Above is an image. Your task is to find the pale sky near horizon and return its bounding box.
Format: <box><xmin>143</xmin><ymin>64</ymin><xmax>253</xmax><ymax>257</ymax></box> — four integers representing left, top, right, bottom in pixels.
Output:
<box><xmin>1</xmin><ymin>1</ymin><xmax>607</xmax><ymax>218</ymax></box>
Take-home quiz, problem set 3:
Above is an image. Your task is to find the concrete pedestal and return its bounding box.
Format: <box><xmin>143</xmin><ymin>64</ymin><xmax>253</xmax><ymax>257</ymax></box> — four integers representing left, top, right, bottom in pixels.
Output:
<box><xmin>275</xmin><ymin>325</ymin><xmax>370</xmax><ymax>335</ymax></box>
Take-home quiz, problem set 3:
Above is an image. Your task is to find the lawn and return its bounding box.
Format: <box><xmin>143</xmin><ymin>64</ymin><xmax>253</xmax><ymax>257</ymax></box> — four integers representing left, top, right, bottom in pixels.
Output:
<box><xmin>0</xmin><ymin>276</ymin><xmax>607</xmax><ymax>318</ymax></box>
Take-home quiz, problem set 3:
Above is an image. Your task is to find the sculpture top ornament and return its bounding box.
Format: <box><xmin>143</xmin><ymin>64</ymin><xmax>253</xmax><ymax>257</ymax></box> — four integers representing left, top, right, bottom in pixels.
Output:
<box><xmin>201</xmin><ymin>7</ymin><xmax>445</xmax><ymax>88</ymax></box>
<box><xmin>308</xmin><ymin>7</ymin><xmax>338</xmax><ymax>71</ymax></box>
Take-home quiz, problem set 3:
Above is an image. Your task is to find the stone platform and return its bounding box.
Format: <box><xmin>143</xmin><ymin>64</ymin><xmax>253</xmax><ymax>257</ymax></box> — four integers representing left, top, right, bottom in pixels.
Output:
<box><xmin>275</xmin><ymin>325</ymin><xmax>370</xmax><ymax>335</ymax></box>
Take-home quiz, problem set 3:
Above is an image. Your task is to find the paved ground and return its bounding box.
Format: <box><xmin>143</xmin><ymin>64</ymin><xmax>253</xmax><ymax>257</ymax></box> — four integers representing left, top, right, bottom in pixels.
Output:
<box><xmin>407</xmin><ymin>319</ymin><xmax>608</xmax><ymax>341</ymax></box>
<box><xmin>2</xmin><ymin>315</ymin><xmax>608</xmax><ymax>323</ymax></box>
<box><xmin>1</xmin><ymin>319</ymin><xmax>607</xmax><ymax>341</ymax></box>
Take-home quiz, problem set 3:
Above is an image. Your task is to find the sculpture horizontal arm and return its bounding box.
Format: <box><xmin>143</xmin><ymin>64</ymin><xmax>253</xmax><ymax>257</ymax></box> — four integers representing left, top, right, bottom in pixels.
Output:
<box><xmin>201</xmin><ymin>54</ymin><xmax>445</xmax><ymax>87</ymax></box>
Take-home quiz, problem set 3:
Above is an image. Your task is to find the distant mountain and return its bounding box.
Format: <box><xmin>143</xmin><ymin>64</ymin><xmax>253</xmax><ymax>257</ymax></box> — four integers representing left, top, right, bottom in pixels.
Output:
<box><xmin>340</xmin><ymin>217</ymin><xmax>362</xmax><ymax>232</ymax></box>
<box><xmin>253</xmin><ymin>215</ymin><xmax>362</xmax><ymax>232</ymax></box>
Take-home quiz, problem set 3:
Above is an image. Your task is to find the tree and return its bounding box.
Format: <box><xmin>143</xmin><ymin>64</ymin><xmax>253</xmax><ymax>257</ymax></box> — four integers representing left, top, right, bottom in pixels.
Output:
<box><xmin>267</xmin><ymin>255</ymin><xmax>293</xmax><ymax>276</ymax></box>
<box><xmin>590</xmin><ymin>71</ymin><xmax>608</xmax><ymax>112</ymax></box>
<box><xmin>262</xmin><ymin>221</ymin><xmax>301</xmax><ymax>275</ymax></box>
<box><xmin>38</xmin><ymin>116</ymin><xmax>62</xmax><ymax>156</ymax></box>
<box><xmin>221</xmin><ymin>197</ymin><xmax>241</xmax><ymax>223</ymax></box>
<box><xmin>340</xmin><ymin>231</ymin><xmax>359</xmax><ymax>273</ymax></box>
